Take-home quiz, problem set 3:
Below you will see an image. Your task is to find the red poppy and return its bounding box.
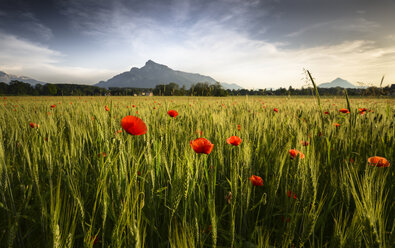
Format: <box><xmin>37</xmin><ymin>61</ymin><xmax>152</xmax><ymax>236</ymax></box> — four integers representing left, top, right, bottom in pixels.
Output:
<box><xmin>168</xmin><ymin>110</ymin><xmax>178</xmax><ymax>117</ymax></box>
<box><xmin>289</xmin><ymin>149</ymin><xmax>305</xmax><ymax>159</ymax></box>
<box><xmin>92</xmin><ymin>236</ymin><xmax>99</xmax><ymax>245</ymax></box>
<box><xmin>115</xmin><ymin>130</ymin><xmax>122</xmax><ymax>134</ymax></box>
<box><xmin>105</xmin><ymin>106</ymin><xmax>110</xmax><ymax>111</ymax></box>
<box><xmin>226</xmin><ymin>136</ymin><xmax>242</xmax><ymax>146</ymax></box>
<box><xmin>287</xmin><ymin>190</ymin><xmax>297</xmax><ymax>199</ymax></box>
<box><xmin>50</xmin><ymin>104</ymin><xmax>56</xmax><ymax>108</ymax></box>
<box><xmin>121</xmin><ymin>116</ymin><xmax>147</xmax><ymax>135</ymax></box>
<box><xmin>190</xmin><ymin>138</ymin><xmax>214</xmax><ymax>154</ymax></box>
<box><xmin>98</xmin><ymin>152</ymin><xmax>107</xmax><ymax>158</ymax></box>
<box><xmin>237</xmin><ymin>124</ymin><xmax>241</xmax><ymax>131</ymax></box>
<box><xmin>300</xmin><ymin>140</ymin><xmax>309</xmax><ymax>146</ymax></box>
<box><xmin>29</xmin><ymin>122</ymin><xmax>38</xmax><ymax>128</ymax></box>
<box><xmin>367</xmin><ymin>156</ymin><xmax>390</xmax><ymax>167</ymax></box>
<box><xmin>358</xmin><ymin>108</ymin><xmax>367</xmax><ymax>112</ymax></box>
<box><xmin>339</xmin><ymin>108</ymin><xmax>350</xmax><ymax>113</ymax></box>
<box><xmin>333</xmin><ymin>123</ymin><xmax>341</xmax><ymax>127</ymax></box>
<box><xmin>132</xmin><ymin>105</ymin><xmax>136</xmax><ymax>108</ymax></box>
<box><xmin>274</xmin><ymin>108</ymin><xmax>278</xmax><ymax>113</ymax></box>
<box><xmin>281</xmin><ymin>216</ymin><xmax>291</xmax><ymax>223</ymax></box>
<box><xmin>249</xmin><ymin>175</ymin><xmax>263</xmax><ymax>186</ymax></box>
<box><xmin>324</xmin><ymin>111</ymin><xmax>329</xmax><ymax>115</ymax></box>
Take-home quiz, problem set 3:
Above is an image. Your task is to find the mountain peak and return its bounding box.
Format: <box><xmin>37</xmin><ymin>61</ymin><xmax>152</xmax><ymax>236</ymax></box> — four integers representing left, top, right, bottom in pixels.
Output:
<box><xmin>318</xmin><ymin>78</ymin><xmax>359</xmax><ymax>89</ymax></box>
<box><xmin>95</xmin><ymin>61</ymin><xmax>243</xmax><ymax>89</ymax></box>
<box><xmin>142</xmin><ymin>60</ymin><xmax>169</xmax><ymax>71</ymax></box>
<box><xmin>145</xmin><ymin>60</ymin><xmax>162</xmax><ymax>67</ymax></box>
<box><xmin>0</xmin><ymin>71</ymin><xmax>48</xmax><ymax>85</ymax></box>
<box><xmin>145</xmin><ymin>59</ymin><xmax>155</xmax><ymax>65</ymax></box>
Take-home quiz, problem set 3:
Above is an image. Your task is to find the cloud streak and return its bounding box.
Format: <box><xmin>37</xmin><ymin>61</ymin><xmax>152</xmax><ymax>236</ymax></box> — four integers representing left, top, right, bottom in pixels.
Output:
<box><xmin>0</xmin><ymin>32</ymin><xmax>115</xmax><ymax>84</ymax></box>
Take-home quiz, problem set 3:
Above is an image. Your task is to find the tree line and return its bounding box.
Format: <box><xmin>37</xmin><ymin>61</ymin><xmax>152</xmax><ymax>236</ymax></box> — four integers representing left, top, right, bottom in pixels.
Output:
<box><xmin>0</xmin><ymin>80</ymin><xmax>394</xmax><ymax>96</ymax></box>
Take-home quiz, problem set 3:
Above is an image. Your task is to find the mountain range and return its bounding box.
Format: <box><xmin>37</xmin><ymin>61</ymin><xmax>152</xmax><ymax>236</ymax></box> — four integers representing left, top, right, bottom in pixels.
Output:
<box><xmin>318</xmin><ymin>78</ymin><xmax>363</xmax><ymax>88</ymax></box>
<box><xmin>95</xmin><ymin>60</ymin><xmax>243</xmax><ymax>90</ymax></box>
<box><xmin>1</xmin><ymin>66</ymin><xmax>364</xmax><ymax>90</ymax></box>
<box><xmin>0</xmin><ymin>71</ymin><xmax>48</xmax><ymax>85</ymax></box>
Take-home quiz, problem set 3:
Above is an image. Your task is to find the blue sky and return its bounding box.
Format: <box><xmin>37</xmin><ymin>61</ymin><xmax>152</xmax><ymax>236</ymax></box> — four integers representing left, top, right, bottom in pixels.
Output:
<box><xmin>0</xmin><ymin>0</ymin><xmax>394</xmax><ymax>88</ymax></box>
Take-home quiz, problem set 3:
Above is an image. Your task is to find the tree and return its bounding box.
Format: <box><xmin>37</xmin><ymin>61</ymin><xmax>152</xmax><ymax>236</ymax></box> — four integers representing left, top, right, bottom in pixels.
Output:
<box><xmin>9</xmin><ymin>80</ymin><xmax>33</xmax><ymax>95</ymax></box>
<box><xmin>43</xmin><ymin>84</ymin><xmax>58</xmax><ymax>95</ymax></box>
<box><xmin>0</xmin><ymin>82</ymin><xmax>8</xmax><ymax>95</ymax></box>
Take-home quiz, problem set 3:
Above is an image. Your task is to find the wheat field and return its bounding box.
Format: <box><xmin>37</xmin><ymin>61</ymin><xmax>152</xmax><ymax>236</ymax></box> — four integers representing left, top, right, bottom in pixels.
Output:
<box><xmin>0</xmin><ymin>96</ymin><xmax>393</xmax><ymax>247</ymax></box>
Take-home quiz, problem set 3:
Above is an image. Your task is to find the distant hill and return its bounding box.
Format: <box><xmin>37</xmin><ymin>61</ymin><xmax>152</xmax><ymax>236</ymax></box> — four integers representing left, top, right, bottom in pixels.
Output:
<box><xmin>0</xmin><ymin>71</ymin><xmax>48</xmax><ymax>85</ymax></box>
<box><xmin>318</xmin><ymin>78</ymin><xmax>362</xmax><ymax>89</ymax></box>
<box><xmin>95</xmin><ymin>60</ymin><xmax>243</xmax><ymax>90</ymax></box>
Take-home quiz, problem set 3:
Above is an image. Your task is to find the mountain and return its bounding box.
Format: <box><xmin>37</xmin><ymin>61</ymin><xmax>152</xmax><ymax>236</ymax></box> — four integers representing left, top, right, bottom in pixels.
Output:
<box><xmin>0</xmin><ymin>71</ymin><xmax>48</xmax><ymax>85</ymax></box>
<box><xmin>318</xmin><ymin>78</ymin><xmax>361</xmax><ymax>89</ymax></box>
<box><xmin>95</xmin><ymin>60</ymin><xmax>243</xmax><ymax>90</ymax></box>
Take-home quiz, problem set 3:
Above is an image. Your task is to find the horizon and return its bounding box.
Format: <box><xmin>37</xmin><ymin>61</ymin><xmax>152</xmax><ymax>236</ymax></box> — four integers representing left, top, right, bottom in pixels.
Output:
<box><xmin>1</xmin><ymin>0</ymin><xmax>395</xmax><ymax>88</ymax></box>
<box><xmin>0</xmin><ymin>61</ymin><xmax>376</xmax><ymax>90</ymax></box>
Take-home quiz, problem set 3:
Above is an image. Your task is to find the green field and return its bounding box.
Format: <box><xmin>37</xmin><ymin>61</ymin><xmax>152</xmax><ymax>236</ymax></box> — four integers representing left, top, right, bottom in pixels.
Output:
<box><xmin>0</xmin><ymin>96</ymin><xmax>393</xmax><ymax>247</ymax></box>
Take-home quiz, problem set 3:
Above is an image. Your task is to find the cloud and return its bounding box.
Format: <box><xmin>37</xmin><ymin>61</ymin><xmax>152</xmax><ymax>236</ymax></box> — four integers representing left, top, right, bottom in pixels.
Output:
<box><xmin>0</xmin><ymin>32</ymin><xmax>115</xmax><ymax>84</ymax></box>
<box><xmin>0</xmin><ymin>9</ymin><xmax>54</xmax><ymax>41</ymax></box>
<box><xmin>116</xmin><ymin>18</ymin><xmax>395</xmax><ymax>88</ymax></box>
<box><xmin>1</xmin><ymin>0</ymin><xmax>394</xmax><ymax>88</ymax></box>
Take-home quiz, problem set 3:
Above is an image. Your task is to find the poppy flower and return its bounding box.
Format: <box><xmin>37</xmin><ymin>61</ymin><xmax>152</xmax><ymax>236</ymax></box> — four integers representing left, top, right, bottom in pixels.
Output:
<box><xmin>249</xmin><ymin>175</ymin><xmax>263</xmax><ymax>186</ymax></box>
<box><xmin>190</xmin><ymin>138</ymin><xmax>214</xmax><ymax>154</ymax></box>
<box><xmin>29</xmin><ymin>122</ymin><xmax>38</xmax><ymax>128</ymax></box>
<box><xmin>50</xmin><ymin>104</ymin><xmax>56</xmax><ymax>108</ymax></box>
<box><xmin>287</xmin><ymin>190</ymin><xmax>297</xmax><ymax>199</ymax></box>
<box><xmin>168</xmin><ymin>110</ymin><xmax>178</xmax><ymax>117</ymax></box>
<box><xmin>324</xmin><ymin>111</ymin><xmax>329</xmax><ymax>115</ymax></box>
<box><xmin>105</xmin><ymin>106</ymin><xmax>110</xmax><ymax>111</ymax></box>
<box><xmin>339</xmin><ymin>108</ymin><xmax>350</xmax><ymax>113</ymax></box>
<box><xmin>281</xmin><ymin>216</ymin><xmax>291</xmax><ymax>223</ymax></box>
<box><xmin>226</xmin><ymin>136</ymin><xmax>242</xmax><ymax>146</ymax></box>
<box><xmin>98</xmin><ymin>152</ymin><xmax>107</xmax><ymax>158</ymax></box>
<box><xmin>115</xmin><ymin>130</ymin><xmax>122</xmax><ymax>134</ymax></box>
<box><xmin>300</xmin><ymin>141</ymin><xmax>309</xmax><ymax>146</ymax></box>
<box><xmin>367</xmin><ymin>156</ymin><xmax>390</xmax><ymax>167</ymax></box>
<box><xmin>121</xmin><ymin>116</ymin><xmax>147</xmax><ymax>135</ymax></box>
<box><xmin>333</xmin><ymin>123</ymin><xmax>341</xmax><ymax>127</ymax></box>
<box><xmin>132</xmin><ymin>105</ymin><xmax>136</xmax><ymax>108</ymax></box>
<box><xmin>289</xmin><ymin>149</ymin><xmax>305</xmax><ymax>159</ymax></box>
<box><xmin>274</xmin><ymin>108</ymin><xmax>278</xmax><ymax>113</ymax></box>
<box><xmin>358</xmin><ymin>108</ymin><xmax>367</xmax><ymax>112</ymax></box>
<box><xmin>237</xmin><ymin>124</ymin><xmax>241</xmax><ymax>131</ymax></box>
<box><xmin>92</xmin><ymin>236</ymin><xmax>99</xmax><ymax>245</ymax></box>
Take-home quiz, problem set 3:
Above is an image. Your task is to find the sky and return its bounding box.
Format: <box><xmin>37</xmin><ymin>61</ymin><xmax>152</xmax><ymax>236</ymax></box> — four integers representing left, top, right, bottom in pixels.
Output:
<box><xmin>0</xmin><ymin>0</ymin><xmax>394</xmax><ymax>89</ymax></box>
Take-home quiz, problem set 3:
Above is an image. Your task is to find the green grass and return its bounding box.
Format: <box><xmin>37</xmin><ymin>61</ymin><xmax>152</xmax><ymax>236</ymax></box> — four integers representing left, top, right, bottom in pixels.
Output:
<box><xmin>0</xmin><ymin>96</ymin><xmax>394</xmax><ymax>247</ymax></box>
